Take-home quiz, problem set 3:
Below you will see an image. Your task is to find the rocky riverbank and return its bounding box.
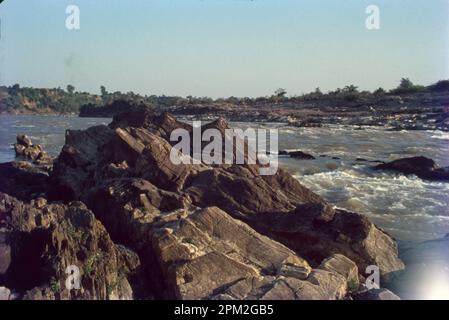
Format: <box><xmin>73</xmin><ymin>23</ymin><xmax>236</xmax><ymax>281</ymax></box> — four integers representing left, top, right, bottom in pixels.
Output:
<box><xmin>78</xmin><ymin>90</ymin><xmax>449</xmax><ymax>132</ymax></box>
<box><xmin>2</xmin><ymin>109</ymin><xmax>439</xmax><ymax>300</ymax></box>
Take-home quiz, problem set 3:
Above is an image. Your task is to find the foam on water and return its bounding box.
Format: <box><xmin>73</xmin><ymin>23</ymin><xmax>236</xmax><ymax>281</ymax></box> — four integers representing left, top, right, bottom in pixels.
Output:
<box><xmin>294</xmin><ymin>167</ymin><xmax>449</xmax><ymax>241</ymax></box>
<box><xmin>430</xmin><ymin>130</ymin><xmax>449</xmax><ymax>140</ymax></box>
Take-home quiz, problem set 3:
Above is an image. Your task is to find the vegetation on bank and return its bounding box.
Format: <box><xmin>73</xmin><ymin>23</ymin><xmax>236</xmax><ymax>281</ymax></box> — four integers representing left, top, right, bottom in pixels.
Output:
<box><xmin>1</xmin><ymin>79</ymin><xmax>448</xmax><ymax>115</ymax></box>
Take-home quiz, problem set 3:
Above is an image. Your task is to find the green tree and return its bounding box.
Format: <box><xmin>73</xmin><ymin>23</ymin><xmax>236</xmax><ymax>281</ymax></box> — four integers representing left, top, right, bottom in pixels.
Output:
<box><xmin>274</xmin><ymin>88</ymin><xmax>287</xmax><ymax>98</ymax></box>
<box><xmin>373</xmin><ymin>87</ymin><xmax>386</xmax><ymax>96</ymax></box>
<box><xmin>392</xmin><ymin>78</ymin><xmax>425</xmax><ymax>94</ymax></box>
<box><xmin>398</xmin><ymin>78</ymin><xmax>414</xmax><ymax>91</ymax></box>
<box><xmin>66</xmin><ymin>84</ymin><xmax>75</xmax><ymax>94</ymax></box>
<box><xmin>100</xmin><ymin>85</ymin><xmax>108</xmax><ymax>97</ymax></box>
<box><xmin>343</xmin><ymin>85</ymin><xmax>358</xmax><ymax>93</ymax></box>
<box><xmin>10</xmin><ymin>84</ymin><xmax>20</xmax><ymax>95</ymax></box>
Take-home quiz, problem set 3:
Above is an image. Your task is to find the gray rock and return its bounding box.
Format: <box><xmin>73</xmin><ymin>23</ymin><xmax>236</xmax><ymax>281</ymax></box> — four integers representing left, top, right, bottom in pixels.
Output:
<box><xmin>352</xmin><ymin>288</ymin><xmax>400</xmax><ymax>300</ymax></box>
<box><xmin>0</xmin><ymin>286</ymin><xmax>11</xmax><ymax>300</ymax></box>
<box><xmin>319</xmin><ymin>254</ymin><xmax>359</xmax><ymax>290</ymax></box>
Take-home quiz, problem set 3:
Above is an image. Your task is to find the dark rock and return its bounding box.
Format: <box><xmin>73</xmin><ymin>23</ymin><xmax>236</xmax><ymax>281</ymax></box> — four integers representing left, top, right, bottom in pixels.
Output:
<box><xmin>280</xmin><ymin>150</ymin><xmax>315</xmax><ymax>160</ymax></box>
<box><xmin>50</xmin><ymin>125</ymin><xmax>113</xmax><ymax>200</ymax></box>
<box><xmin>0</xmin><ymin>161</ymin><xmax>49</xmax><ymax>201</ymax></box>
<box><xmin>374</xmin><ymin>156</ymin><xmax>449</xmax><ymax>181</ymax></box>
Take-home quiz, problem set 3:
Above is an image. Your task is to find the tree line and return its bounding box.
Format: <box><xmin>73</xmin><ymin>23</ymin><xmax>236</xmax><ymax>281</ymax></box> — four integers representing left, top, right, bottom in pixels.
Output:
<box><xmin>1</xmin><ymin>78</ymin><xmax>448</xmax><ymax>114</ymax></box>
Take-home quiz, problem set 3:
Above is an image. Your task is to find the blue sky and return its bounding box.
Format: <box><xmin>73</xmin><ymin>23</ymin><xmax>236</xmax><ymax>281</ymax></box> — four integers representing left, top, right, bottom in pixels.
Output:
<box><xmin>0</xmin><ymin>0</ymin><xmax>448</xmax><ymax>97</ymax></box>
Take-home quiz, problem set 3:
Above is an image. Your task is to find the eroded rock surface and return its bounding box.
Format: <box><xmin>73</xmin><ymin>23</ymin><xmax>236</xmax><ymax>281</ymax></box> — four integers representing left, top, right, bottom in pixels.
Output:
<box><xmin>0</xmin><ymin>192</ymin><xmax>140</xmax><ymax>300</ymax></box>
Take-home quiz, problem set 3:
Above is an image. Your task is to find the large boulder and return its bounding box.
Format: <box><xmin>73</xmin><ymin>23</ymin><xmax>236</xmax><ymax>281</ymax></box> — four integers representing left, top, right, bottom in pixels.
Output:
<box><xmin>374</xmin><ymin>156</ymin><xmax>449</xmax><ymax>181</ymax></box>
<box><xmin>150</xmin><ymin>206</ymin><xmax>312</xmax><ymax>299</ymax></box>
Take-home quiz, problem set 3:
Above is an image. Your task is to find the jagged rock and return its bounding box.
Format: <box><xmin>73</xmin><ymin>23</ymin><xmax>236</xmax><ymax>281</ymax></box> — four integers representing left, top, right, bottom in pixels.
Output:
<box><xmin>374</xmin><ymin>156</ymin><xmax>449</xmax><ymax>181</ymax></box>
<box><xmin>0</xmin><ymin>193</ymin><xmax>140</xmax><ymax>300</ymax></box>
<box><xmin>13</xmin><ymin>135</ymin><xmax>54</xmax><ymax>171</ymax></box>
<box><xmin>307</xmin><ymin>269</ymin><xmax>347</xmax><ymax>299</ymax></box>
<box><xmin>50</xmin><ymin>125</ymin><xmax>114</xmax><ymax>200</ymax></box>
<box><xmin>257</xmin><ymin>273</ymin><xmax>346</xmax><ymax>300</ymax></box>
<box><xmin>318</xmin><ymin>254</ymin><xmax>359</xmax><ymax>290</ymax></box>
<box><xmin>14</xmin><ymin>134</ymin><xmax>48</xmax><ymax>162</ymax></box>
<box><xmin>352</xmin><ymin>288</ymin><xmax>400</xmax><ymax>300</ymax></box>
<box><xmin>250</xmin><ymin>205</ymin><xmax>403</xmax><ymax>275</ymax></box>
<box><xmin>85</xmin><ymin>200</ymin><xmax>313</xmax><ymax>299</ymax></box>
<box><xmin>47</xmin><ymin>109</ymin><xmax>404</xmax><ymax>299</ymax></box>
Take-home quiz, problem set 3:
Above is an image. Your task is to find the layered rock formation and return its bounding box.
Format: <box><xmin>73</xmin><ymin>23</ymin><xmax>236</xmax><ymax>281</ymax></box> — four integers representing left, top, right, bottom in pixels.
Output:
<box><xmin>1</xmin><ymin>109</ymin><xmax>405</xmax><ymax>300</ymax></box>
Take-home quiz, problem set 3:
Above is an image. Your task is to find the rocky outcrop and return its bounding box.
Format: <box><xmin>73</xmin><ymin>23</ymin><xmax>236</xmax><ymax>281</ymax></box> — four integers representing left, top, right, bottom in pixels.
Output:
<box><xmin>374</xmin><ymin>156</ymin><xmax>449</xmax><ymax>181</ymax></box>
<box><xmin>14</xmin><ymin>134</ymin><xmax>53</xmax><ymax>171</ymax></box>
<box><xmin>1</xmin><ymin>109</ymin><xmax>404</xmax><ymax>300</ymax></box>
<box><xmin>149</xmin><ymin>206</ymin><xmax>313</xmax><ymax>299</ymax></box>
<box><xmin>77</xmin><ymin>179</ymin><xmax>364</xmax><ymax>300</ymax></box>
<box><xmin>50</xmin><ymin>110</ymin><xmax>404</xmax><ymax>283</ymax></box>
<box><xmin>0</xmin><ymin>192</ymin><xmax>140</xmax><ymax>300</ymax></box>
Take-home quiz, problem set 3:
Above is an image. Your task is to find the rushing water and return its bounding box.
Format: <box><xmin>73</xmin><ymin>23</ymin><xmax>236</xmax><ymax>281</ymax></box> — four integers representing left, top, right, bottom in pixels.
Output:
<box><xmin>1</xmin><ymin>115</ymin><xmax>448</xmax><ymax>242</ymax></box>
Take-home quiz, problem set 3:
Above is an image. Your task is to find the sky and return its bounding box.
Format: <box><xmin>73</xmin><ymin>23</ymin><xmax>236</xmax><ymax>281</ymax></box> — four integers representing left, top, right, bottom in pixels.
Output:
<box><xmin>0</xmin><ymin>0</ymin><xmax>448</xmax><ymax>98</ymax></box>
